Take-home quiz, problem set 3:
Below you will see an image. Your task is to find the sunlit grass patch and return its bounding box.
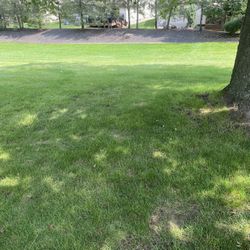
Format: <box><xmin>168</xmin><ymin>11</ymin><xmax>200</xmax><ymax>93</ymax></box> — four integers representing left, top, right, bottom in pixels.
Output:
<box><xmin>0</xmin><ymin>177</ymin><xmax>19</xmax><ymax>187</ymax></box>
<box><xmin>0</xmin><ymin>151</ymin><xmax>10</xmax><ymax>161</ymax></box>
<box><xmin>18</xmin><ymin>113</ymin><xmax>37</xmax><ymax>126</ymax></box>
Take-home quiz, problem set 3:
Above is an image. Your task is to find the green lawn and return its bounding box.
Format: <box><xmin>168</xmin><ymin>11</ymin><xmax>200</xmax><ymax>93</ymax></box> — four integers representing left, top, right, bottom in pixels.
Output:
<box><xmin>0</xmin><ymin>43</ymin><xmax>249</xmax><ymax>249</ymax></box>
<box><xmin>131</xmin><ymin>19</ymin><xmax>155</xmax><ymax>29</ymax></box>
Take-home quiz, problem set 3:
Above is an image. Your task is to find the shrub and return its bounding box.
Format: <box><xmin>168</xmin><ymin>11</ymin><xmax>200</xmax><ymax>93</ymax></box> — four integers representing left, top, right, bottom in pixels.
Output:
<box><xmin>224</xmin><ymin>17</ymin><xmax>243</xmax><ymax>35</ymax></box>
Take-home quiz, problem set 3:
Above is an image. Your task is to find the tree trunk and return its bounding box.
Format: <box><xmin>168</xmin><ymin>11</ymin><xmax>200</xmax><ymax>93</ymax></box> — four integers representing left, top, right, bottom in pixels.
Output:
<box><xmin>80</xmin><ymin>12</ymin><xmax>84</xmax><ymax>30</ymax></box>
<box><xmin>58</xmin><ymin>14</ymin><xmax>62</xmax><ymax>30</ymax></box>
<box><xmin>38</xmin><ymin>19</ymin><xmax>42</xmax><ymax>29</ymax></box>
<box><xmin>79</xmin><ymin>0</ymin><xmax>84</xmax><ymax>30</ymax></box>
<box><xmin>2</xmin><ymin>13</ymin><xmax>7</xmax><ymax>29</ymax></box>
<box><xmin>59</xmin><ymin>12</ymin><xmax>62</xmax><ymax>29</ymax></box>
<box><xmin>224</xmin><ymin>0</ymin><xmax>250</xmax><ymax>111</ymax></box>
<box><xmin>155</xmin><ymin>0</ymin><xmax>158</xmax><ymax>29</ymax></box>
<box><xmin>17</xmin><ymin>15</ymin><xmax>22</xmax><ymax>30</ymax></box>
<box><xmin>127</xmin><ymin>1</ymin><xmax>131</xmax><ymax>29</ymax></box>
<box><xmin>199</xmin><ymin>5</ymin><xmax>203</xmax><ymax>32</ymax></box>
<box><xmin>58</xmin><ymin>4</ymin><xmax>62</xmax><ymax>29</ymax></box>
<box><xmin>13</xmin><ymin>2</ymin><xmax>23</xmax><ymax>30</ymax></box>
<box><xmin>136</xmin><ymin>0</ymin><xmax>139</xmax><ymax>29</ymax></box>
<box><xmin>221</xmin><ymin>14</ymin><xmax>227</xmax><ymax>28</ymax></box>
<box><xmin>166</xmin><ymin>7</ymin><xmax>173</xmax><ymax>30</ymax></box>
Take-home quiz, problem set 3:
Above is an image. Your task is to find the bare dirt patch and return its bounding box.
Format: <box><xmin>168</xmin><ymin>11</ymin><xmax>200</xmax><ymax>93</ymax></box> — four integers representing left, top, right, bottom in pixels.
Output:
<box><xmin>118</xmin><ymin>202</ymin><xmax>199</xmax><ymax>249</ymax></box>
<box><xmin>149</xmin><ymin>202</ymin><xmax>199</xmax><ymax>236</ymax></box>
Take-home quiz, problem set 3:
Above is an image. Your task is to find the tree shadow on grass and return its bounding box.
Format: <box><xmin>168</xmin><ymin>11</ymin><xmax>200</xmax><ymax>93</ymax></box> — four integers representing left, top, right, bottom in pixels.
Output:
<box><xmin>0</xmin><ymin>63</ymin><xmax>249</xmax><ymax>249</ymax></box>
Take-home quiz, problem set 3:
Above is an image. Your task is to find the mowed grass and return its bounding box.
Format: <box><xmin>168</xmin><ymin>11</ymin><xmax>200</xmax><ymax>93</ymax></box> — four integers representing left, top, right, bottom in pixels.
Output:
<box><xmin>44</xmin><ymin>22</ymin><xmax>82</xmax><ymax>29</ymax></box>
<box><xmin>0</xmin><ymin>43</ymin><xmax>249</xmax><ymax>249</ymax></box>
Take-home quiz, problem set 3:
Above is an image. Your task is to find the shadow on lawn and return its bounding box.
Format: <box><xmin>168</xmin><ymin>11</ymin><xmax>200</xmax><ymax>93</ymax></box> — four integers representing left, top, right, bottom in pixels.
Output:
<box><xmin>0</xmin><ymin>63</ymin><xmax>249</xmax><ymax>249</ymax></box>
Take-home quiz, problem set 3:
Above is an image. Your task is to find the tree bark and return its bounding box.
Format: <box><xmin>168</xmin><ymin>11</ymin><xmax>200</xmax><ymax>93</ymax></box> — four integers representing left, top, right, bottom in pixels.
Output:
<box><xmin>79</xmin><ymin>0</ymin><xmax>84</xmax><ymax>30</ymax></box>
<box><xmin>17</xmin><ymin>15</ymin><xmax>23</xmax><ymax>30</ymax></box>
<box><xmin>199</xmin><ymin>5</ymin><xmax>203</xmax><ymax>32</ymax></box>
<box><xmin>13</xmin><ymin>2</ymin><xmax>23</xmax><ymax>30</ymax></box>
<box><xmin>166</xmin><ymin>7</ymin><xmax>173</xmax><ymax>30</ymax></box>
<box><xmin>224</xmin><ymin>0</ymin><xmax>250</xmax><ymax>111</ymax></box>
<box><xmin>155</xmin><ymin>0</ymin><xmax>158</xmax><ymax>29</ymax></box>
<box><xmin>136</xmin><ymin>0</ymin><xmax>139</xmax><ymax>29</ymax></box>
<box><xmin>127</xmin><ymin>0</ymin><xmax>131</xmax><ymax>29</ymax></box>
<box><xmin>59</xmin><ymin>14</ymin><xmax>62</xmax><ymax>29</ymax></box>
<box><xmin>80</xmin><ymin>11</ymin><xmax>84</xmax><ymax>29</ymax></box>
<box><xmin>58</xmin><ymin>4</ymin><xmax>62</xmax><ymax>29</ymax></box>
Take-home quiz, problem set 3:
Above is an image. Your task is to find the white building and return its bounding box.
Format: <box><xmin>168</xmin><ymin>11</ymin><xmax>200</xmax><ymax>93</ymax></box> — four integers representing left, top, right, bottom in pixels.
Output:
<box><xmin>119</xmin><ymin>6</ymin><xmax>153</xmax><ymax>25</ymax></box>
<box><xmin>158</xmin><ymin>6</ymin><xmax>206</xmax><ymax>29</ymax></box>
<box><xmin>119</xmin><ymin>5</ymin><xmax>206</xmax><ymax>29</ymax></box>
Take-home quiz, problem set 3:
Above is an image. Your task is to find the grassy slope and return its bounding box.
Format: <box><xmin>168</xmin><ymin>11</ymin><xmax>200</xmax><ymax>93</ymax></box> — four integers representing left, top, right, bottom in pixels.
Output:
<box><xmin>44</xmin><ymin>22</ymin><xmax>82</xmax><ymax>29</ymax></box>
<box><xmin>8</xmin><ymin>22</ymin><xmax>83</xmax><ymax>30</ymax></box>
<box><xmin>131</xmin><ymin>19</ymin><xmax>155</xmax><ymax>29</ymax></box>
<box><xmin>0</xmin><ymin>43</ymin><xmax>249</xmax><ymax>249</ymax></box>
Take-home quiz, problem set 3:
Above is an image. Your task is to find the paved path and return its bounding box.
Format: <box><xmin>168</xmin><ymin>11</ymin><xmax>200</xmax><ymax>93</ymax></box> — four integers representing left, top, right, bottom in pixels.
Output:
<box><xmin>0</xmin><ymin>29</ymin><xmax>239</xmax><ymax>44</ymax></box>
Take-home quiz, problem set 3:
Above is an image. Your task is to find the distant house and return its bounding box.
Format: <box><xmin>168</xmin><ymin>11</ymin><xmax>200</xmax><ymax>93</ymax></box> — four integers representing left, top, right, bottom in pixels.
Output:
<box><xmin>61</xmin><ymin>7</ymin><xmax>152</xmax><ymax>28</ymax></box>
<box><xmin>158</xmin><ymin>6</ymin><xmax>206</xmax><ymax>29</ymax></box>
<box><xmin>50</xmin><ymin>5</ymin><xmax>206</xmax><ymax>30</ymax></box>
<box><xmin>119</xmin><ymin>6</ymin><xmax>153</xmax><ymax>25</ymax></box>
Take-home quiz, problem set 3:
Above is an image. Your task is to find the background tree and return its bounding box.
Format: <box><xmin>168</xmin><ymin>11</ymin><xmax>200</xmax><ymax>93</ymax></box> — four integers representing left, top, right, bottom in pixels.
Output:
<box><xmin>205</xmin><ymin>0</ymin><xmax>247</xmax><ymax>27</ymax></box>
<box><xmin>1</xmin><ymin>0</ymin><xmax>247</xmax><ymax>31</ymax></box>
<box><xmin>125</xmin><ymin>0</ymin><xmax>131</xmax><ymax>29</ymax></box>
<box><xmin>154</xmin><ymin>0</ymin><xmax>159</xmax><ymax>30</ymax></box>
<box><xmin>9</xmin><ymin>0</ymin><xmax>29</xmax><ymax>29</ymax></box>
<box><xmin>69</xmin><ymin>0</ymin><xmax>92</xmax><ymax>29</ymax></box>
<box><xmin>94</xmin><ymin>0</ymin><xmax>119</xmax><ymax>28</ymax></box>
<box><xmin>0</xmin><ymin>0</ymin><xmax>10</xmax><ymax>30</ymax></box>
<box><xmin>119</xmin><ymin>0</ymin><xmax>133</xmax><ymax>29</ymax></box>
<box><xmin>78</xmin><ymin>0</ymin><xmax>86</xmax><ymax>29</ymax></box>
<box><xmin>57</xmin><ymin>0</ymin><xmax>77</xmax><ymax>27</ymax></box>
<box><xmin>183</xmin><ymin>3</ymin><xmax>196</xmax><ymax>27</ymax></box>
<box><xmin>53</xmin><ymin>0</ymin><xmax>63</xmax><ymax>29</ymax></box>
<box><xmin>134</xmin><ymin>0</ymin><xmax>148</xmax><ymax>29</ymax></box>
<box><xmin>159</xmin><ymin>0</ymin><xmax>179</xmax><ymax>30</ymax></box>
<box><xmin>195</xmin><ymin>0</ymin><xmax>210</xmax><ymax>31</ymax></box>
<box><xmin>199</xmin><ymin>0</ymin><xmax>204</xmax><ymax>31</ymax></box>
<box><xmin>224</xmin><ymin>0</ymin><xmax>250</xmax><ymax>112</ymax></box>
<box><xmin>152</xmin><ymin>0</ymin><xmax>159</xmax><ymax>29</ymax></box>
<box><xmin>27</xmin><ymin>0</ymin><xmax>50</xmax><ymax>29</ymax></box>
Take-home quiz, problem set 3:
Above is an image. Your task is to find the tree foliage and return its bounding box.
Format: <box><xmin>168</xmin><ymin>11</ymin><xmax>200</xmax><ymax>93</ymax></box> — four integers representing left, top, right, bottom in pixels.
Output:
<box><xmin>204</xmin><ymin>0</ymin><xmax>247</xmax><ymax>24</ymax></box>
<box><xmin>0</xmin><ymin>0</ymin><xmax>247</xmax><ymax>30</ymax></box>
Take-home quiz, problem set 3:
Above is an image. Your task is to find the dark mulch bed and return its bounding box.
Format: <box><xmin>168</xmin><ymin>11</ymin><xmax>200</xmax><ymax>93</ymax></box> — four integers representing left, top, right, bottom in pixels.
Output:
<box><xmin>0</xmin><ymin>29</ymin><xmax>239</xmax><ymax>44</ymax></box>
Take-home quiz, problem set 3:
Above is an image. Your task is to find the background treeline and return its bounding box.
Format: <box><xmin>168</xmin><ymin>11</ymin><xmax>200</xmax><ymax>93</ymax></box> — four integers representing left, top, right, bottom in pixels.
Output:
<box><xmin>0</xmin><ymin>0</ymin><xmax>247</xmax><ymax>32</ymax></box>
